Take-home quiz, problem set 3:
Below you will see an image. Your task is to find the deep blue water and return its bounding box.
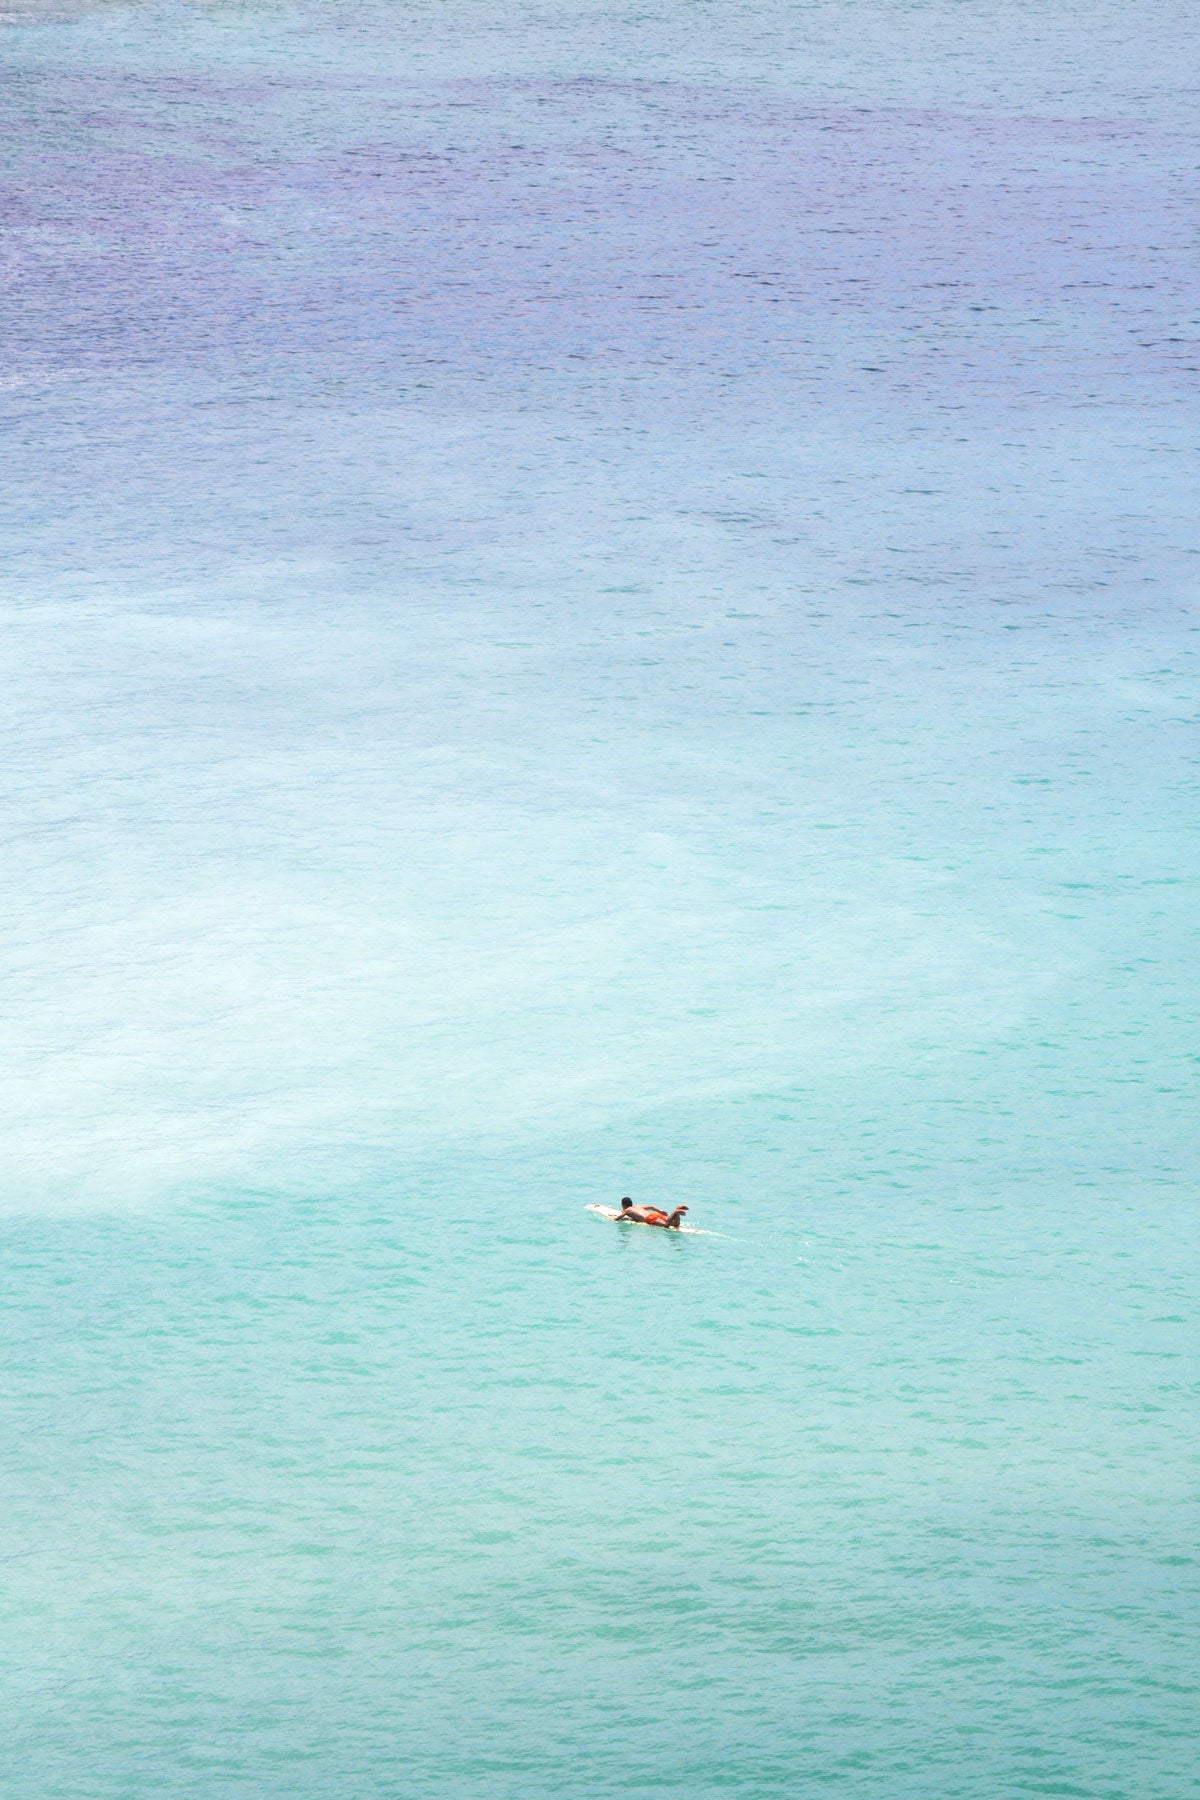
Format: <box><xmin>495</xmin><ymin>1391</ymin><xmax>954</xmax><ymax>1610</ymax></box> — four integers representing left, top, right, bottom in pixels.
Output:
<box><xmin>2</xmin><ymin>2</ymin><xmax>1198</xmax><ymax>1793</ymax></box>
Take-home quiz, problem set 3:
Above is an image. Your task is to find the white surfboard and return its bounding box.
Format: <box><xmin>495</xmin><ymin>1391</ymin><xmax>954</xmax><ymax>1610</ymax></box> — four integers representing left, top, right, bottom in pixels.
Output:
<box><xmin>586</xmin><ymin>1204</ymin><xmax>707</xmax><ymax>1235</ymax></box>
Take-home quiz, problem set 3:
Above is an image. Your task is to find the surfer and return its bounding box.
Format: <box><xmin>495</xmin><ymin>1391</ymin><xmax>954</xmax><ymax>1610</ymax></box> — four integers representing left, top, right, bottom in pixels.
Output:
<box><xmin>617</xmin><ymin>1196</ymin><xmax>689</xmax><ymax>1230</ymax></box>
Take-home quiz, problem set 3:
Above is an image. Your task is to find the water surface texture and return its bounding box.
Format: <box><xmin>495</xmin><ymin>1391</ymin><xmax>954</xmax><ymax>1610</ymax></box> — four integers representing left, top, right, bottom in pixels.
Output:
<box><xmin>2</xmin><ymin>2</ymin><xmax>1198</xmax><ymax>1794</ymax></box>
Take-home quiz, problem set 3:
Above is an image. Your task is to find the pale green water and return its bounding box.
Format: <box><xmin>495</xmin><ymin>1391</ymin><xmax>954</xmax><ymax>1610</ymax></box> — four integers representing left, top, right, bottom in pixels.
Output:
<box><xmin>2</xmin><ymin>1</ymin><xmax>1199</xmax><ymax>1793</ymax></box>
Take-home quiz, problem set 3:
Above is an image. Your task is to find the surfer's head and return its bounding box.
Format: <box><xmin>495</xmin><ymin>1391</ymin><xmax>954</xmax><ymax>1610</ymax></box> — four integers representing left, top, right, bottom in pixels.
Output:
<box><xmin>620</xmin><ymin>1197</ymin><xmax>632</xmax><ymax>1211</ymax></box>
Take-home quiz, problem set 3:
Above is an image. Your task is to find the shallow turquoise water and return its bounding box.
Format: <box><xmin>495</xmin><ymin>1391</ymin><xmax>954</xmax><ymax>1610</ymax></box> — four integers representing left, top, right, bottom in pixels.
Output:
<box><xmin>2</xmin><ymin>2</ymin><xmax>1198</xmax><ymax>1793</ymax></box>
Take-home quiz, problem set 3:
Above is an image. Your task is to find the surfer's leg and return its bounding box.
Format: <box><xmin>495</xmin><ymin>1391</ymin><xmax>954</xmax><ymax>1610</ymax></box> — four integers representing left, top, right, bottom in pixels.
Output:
<box><xmin>665</xmin><ymin>1207</ymin><xmax>689</xmax><ymax>1229</ymax></box>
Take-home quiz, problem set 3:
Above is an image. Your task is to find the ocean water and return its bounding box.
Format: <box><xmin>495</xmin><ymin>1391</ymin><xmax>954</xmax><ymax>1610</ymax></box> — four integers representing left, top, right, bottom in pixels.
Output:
<box><xmin>2</xmin><ymin>1</ymin><xmax>1198</xmax><ymax>1793</ymax></box>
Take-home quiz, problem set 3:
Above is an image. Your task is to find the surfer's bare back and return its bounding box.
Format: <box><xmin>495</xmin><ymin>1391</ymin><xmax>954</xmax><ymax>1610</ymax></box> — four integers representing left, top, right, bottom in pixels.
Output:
<box><xmin>617</xmin><ymin>1197</ymin><xmax>689</xmax><ymax>1230</ymax></box>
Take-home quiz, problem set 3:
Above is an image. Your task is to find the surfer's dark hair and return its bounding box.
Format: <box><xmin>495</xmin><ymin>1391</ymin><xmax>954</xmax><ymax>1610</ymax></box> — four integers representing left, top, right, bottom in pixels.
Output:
<box><xmin>620</xmin><ymin>1196</ymin><xmax>632</xmax><ymax>1208</ymax></box>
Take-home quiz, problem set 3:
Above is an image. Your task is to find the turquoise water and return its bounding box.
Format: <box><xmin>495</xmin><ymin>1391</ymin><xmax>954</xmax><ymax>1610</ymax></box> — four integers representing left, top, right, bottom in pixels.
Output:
<box><xmin>3</xmin><ymin>1</ymin><xmax>1199</xmax><ymax>1793</ymax></box>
